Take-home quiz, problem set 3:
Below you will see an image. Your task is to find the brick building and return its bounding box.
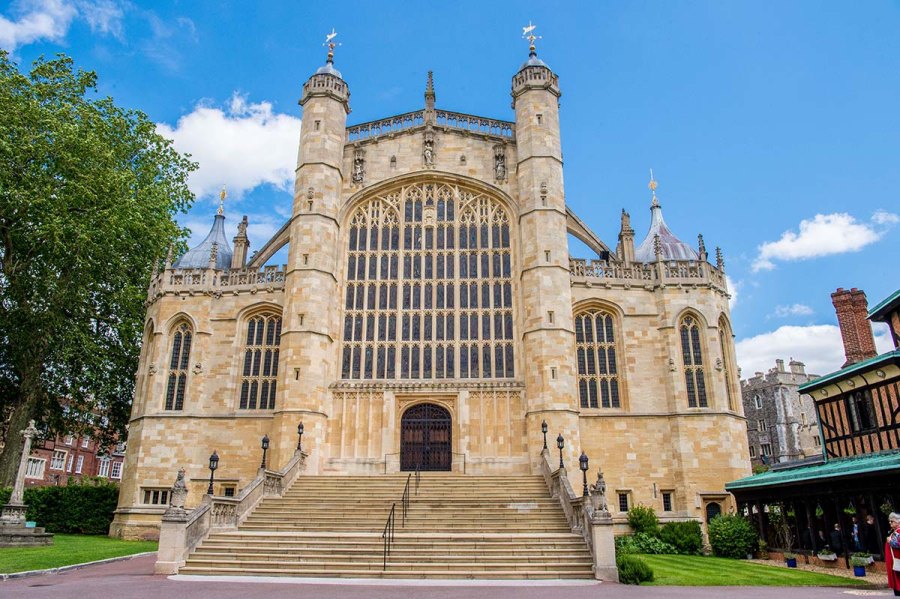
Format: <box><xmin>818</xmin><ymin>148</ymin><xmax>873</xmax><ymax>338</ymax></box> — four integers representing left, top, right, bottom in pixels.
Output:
<box><xmin>23</xmin><ymin>433</ymin><xmax>126</xmax><ymax>488</ymax></box>
<box><xmin>741</xmin><ymin>358</ymin><xmax>820</xmax><ymax>466</ymax></box>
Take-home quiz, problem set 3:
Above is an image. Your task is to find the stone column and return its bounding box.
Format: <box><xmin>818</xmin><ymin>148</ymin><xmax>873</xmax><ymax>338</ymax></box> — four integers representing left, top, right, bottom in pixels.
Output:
<box><xmin>1</xmin><ymin>420</ymin><xmax>38</xmax><ymax>525</ymax></box>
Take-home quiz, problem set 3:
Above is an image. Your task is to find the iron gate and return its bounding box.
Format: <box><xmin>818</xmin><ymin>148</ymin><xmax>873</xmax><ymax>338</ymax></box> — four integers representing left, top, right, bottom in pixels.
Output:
<box><xmin>400</xmin><ymin>403</ymin><xmax>451</xmax><ymax>471</ymax></box>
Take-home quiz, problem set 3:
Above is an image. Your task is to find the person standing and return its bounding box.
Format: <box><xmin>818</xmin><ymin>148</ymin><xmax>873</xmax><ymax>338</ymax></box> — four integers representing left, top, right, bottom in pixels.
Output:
<box><xmin>830</xmin><ymin>523</ymin><xmax>845</xmax><ymax>555</ymax></box>
<box><xmin>886</xmin><ymin>512</ymin><xmax>900</xmax><ymax>597</ymax></box>
<box><xmin>864</xmin><ymin>514</ymin><xmax>881</xmax><ymax>556</ymax></box>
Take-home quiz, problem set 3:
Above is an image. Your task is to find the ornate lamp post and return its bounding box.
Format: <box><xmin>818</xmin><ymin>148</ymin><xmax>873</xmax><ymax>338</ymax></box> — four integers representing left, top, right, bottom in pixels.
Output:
<box><xmin>541</xmin><ymin>420</ymin><xmax>548</xmax><ymax>450</ymax></box>
<box><xmin>260</xmin><ymin>434</ymin><xmax>269</xmax><ymax>469</ymax></box>
<box><xmin>579</xmin><ymin>451</ymin><xmax>589</xmax><ymax>497</ymax></box>
<box><xmin>297</xmin><ymin>422</ymin><xmax>304</xmax><ymax>452</ymax></box>
<box><xmin>556</xmin><ymin>434</ymin><xmax>565</xmax><ymax>469</ymax></box>
<box><xmin>207</xmin><ymin>450</ymin><xmax>219</xmax><ymax>495</ymax></box>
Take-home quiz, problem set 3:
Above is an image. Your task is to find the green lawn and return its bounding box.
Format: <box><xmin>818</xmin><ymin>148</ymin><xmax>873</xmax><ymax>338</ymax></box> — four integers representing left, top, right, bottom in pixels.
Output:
<box><xmin>638</xmin><ymin>554</ymin><xmax>869</xmax><ymax>587</ymax></box>
<box><xmin>0</xmin><ymin>534</ymin><xmax>157</xmax><ymax>574</ymax></box>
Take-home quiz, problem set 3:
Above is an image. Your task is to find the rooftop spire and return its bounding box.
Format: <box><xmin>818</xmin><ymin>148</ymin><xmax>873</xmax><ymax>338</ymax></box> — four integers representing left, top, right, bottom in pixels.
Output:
<box><xmin>218</xmin><ymin>185</ymin><xmax>226</xmax><ymax>215</ymax></box>
<box><xmin>324</xmin><ymin>28</ymin><xmax>339</xmax><ymax>64</ymax></box>
<box><xmin>522</xmin><ymin>21</ymin><xmax>541</xmax><ymax>56</ymax></box>
<box><xmin>425</xmin><ymin>70</ymin><xmax>435</xmax><ymax>110</ymax></box>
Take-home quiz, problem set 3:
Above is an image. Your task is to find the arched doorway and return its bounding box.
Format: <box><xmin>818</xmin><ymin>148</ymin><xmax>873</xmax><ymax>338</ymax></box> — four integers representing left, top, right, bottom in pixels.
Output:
<box><xmin>400</xmin><ymin>403</ymin><xmax>451</xmax><ymax>471</ymax></box>
<box><xmin>706</xmin><ymin>502</ymin><xmax>722</xmax><ymax>523</ymax></box>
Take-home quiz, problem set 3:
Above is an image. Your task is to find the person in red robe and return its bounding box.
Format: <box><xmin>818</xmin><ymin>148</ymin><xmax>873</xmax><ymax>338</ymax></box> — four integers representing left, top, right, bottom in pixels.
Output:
<box><xmin>887</xmin><ymin>512</ymin><xmax>900</xmax><ymax>596</ymax></box>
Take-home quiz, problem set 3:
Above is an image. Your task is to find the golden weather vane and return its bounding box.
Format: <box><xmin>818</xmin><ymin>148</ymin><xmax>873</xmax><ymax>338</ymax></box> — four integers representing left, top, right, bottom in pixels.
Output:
<box><xmin>648</xmin><ymin>169</ymin><xmax>659</xmax><ymax>206</ymax></box>
<box><xmin>218</xmin><ymin>185</ymin><xmax>226</xmax><ymax>215</ymax></box>
<box><xmin>522</xmin><ymin>21</ymin><xmax>541</xmax><ymax>53</ymax></box>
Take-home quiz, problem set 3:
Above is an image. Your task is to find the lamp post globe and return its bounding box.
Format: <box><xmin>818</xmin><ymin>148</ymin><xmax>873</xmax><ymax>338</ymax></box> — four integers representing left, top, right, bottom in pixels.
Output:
<box><xmin>541</xmin><ymin>420</ymin><xmax>548</xmax><ymax>450</ymax></box>
<box><xmin>207</xmin><ymin>450</ymin><xmax>219</xmax><ymax>495</ymax></box>
<box><xmin>556</xmin><ymin>434</ymin><xmax>565</xmax><ymax>469</ymax></box>
<box><xmin>297</xmin><ymin>422</ymin><xmax>304</xmax><ymax>451</ymax></box>
<box><xmin>260</xmin><ymin>434</ymin><xmax>270</xmax><ymax>469</ymax></box>
<box><xmin>579</xmin><ymin>451</ymin><xmax>589</xmax><ymax>497</ymax></box>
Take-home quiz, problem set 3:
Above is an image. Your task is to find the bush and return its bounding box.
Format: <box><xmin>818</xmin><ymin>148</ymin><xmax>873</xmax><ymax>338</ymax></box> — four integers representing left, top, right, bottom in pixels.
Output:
<box><xmin>615</xmin><ymin>532</ymin><xmax>677</xmax><ymax>555</ymax></box>
<box><xmin>708</xmin><ymin>514</ymin><xmax>758</xmax><ymax>559</ymax></box>
<box><xmin>0</xmin><ymin>479</ymin><xmax>120</xmax><ymax>534</ymax></box>
<box><xmin>659</xmin><ymin>520</ymin><xmax>704</xmax><ymax>555</ymax></box>
<box><xmin>616</xmin><ymin>554</ymin><xmax>654</xmax><ymax>584</ymax></box>
<box><xmin>627</xmin><ymin>504</ymin><xmax>659</xmax><ymax>536</ymax></box>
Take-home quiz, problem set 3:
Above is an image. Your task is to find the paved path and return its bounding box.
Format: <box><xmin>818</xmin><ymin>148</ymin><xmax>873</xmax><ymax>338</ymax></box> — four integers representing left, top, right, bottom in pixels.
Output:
<box><xmin>1</xmin><ymin>554</ymin><xmax>894</xmax><ymax>599</ymax></box>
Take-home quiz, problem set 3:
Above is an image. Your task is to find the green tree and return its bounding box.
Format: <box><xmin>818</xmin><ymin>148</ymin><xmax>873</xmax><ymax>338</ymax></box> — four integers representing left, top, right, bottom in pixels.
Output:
<box><xmin>0</xmin><ymin>51</ymin><xmax>195</xmax><ymax>484</ymax></box>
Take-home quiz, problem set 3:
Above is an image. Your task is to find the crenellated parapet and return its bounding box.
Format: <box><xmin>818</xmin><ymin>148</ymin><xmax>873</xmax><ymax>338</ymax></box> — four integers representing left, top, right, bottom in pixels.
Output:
<box><xmin>569</xmin><ymin>257</ymin><xmax>727</xmax><ymax>293</ymax></box>
<box><xmin>146</xmin><ymin>264</ymin><xmax>286</xmax><ymax>303</ymax></box>
<box><xmin>346</xmin><ymin>109</ymin><xmax>514</xmax><ymax>144</ymax></box>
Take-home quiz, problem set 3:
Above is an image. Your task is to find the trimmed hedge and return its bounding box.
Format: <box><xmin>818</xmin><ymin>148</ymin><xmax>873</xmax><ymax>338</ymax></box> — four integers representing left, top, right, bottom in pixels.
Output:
<box><xmin>615</xmin><ymin>532</ymin><xmax>677</xmax><ymax>555</ymax></box>
<box><xmin>0</xmin><ymin>478</ymin><xmax>119</xmax><ymax>534</ymax></box>
<box><xmin>616</xmin><ymin>554</ymin><xmax>654</xmax><ymax>584</ymax></box>
<box><xmin>626</xmin><ymin>505</ymin><xmax>659</xmax><ymax>535</ymax></box>
<box><xmin>659</xmin><ymin>520</ymin><xmax>704</xmax><ymax>555</ymax></box>
<box><xmin>708</xmin><ymin>513</ymin><xmax>758</xmax><ymax>559</ymax></box>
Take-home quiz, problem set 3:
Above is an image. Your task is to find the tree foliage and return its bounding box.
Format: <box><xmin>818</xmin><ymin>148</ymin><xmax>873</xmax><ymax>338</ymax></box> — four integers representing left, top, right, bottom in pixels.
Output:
<box><xmin>708</xmin><ymin>514</ymin><xmax>758</xmax><ymax>559</ymax></box>
<box><xmin>0</xmin><ymin>51</ymin><xmax>195</xmax><ymax>483</ymax></box>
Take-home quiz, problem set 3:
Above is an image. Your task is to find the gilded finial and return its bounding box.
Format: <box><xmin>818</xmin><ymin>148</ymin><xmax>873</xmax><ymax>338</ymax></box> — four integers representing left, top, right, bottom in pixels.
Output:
<box><xmin>648</xmin><ymin>169</ymin><xmax>659</xmax><ymax>207</ymax></box>
<box><xmin>323</xmin><ymin>28</ymin><xmax>340</xmax><ymax>63</ymax></box>
<box><xmin>522</xmin><ymin>21</ymin><xmax>541</xmax><ymax>55</ymax></box>
<box><xmin>218</xmin><ymin>185</ymin><xmax>226</xmax><ymax>215</ymax></box>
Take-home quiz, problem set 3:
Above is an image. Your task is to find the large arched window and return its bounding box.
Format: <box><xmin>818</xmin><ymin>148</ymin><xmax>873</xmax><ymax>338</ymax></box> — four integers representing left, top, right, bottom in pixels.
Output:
<box><xmin>239</xmin><ymin>313</ymin><xmax>281</xmax><ymax>410</ymax></box>
<box><xmin>574</xmin><ymin>308</ymin><xmax>620</xmax><ymax>408</ymax></box>
<box><xmin>165</xmin><ymin>321</ymin><xmax>192</xmax><ymax>411</ymax></box>
<box><xmin>680</xmin><ymin>314</ymin><xmax>708</xmax><ymax>408</ymax></box>
<box><xmin>341</xmin><ymin>182</ymin><xmax>514</xmax><ymax>380</ymax></box>
<box><xmin>718</xmin><ymin>315</ymin><xmax>737</xmax><ymax>411</ymax></box>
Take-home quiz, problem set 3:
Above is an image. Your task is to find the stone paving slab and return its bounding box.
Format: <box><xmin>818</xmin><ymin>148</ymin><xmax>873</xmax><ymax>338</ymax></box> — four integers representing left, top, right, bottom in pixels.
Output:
<box><xmin>0</xmin><ymin>554</ymin><xmax>894</xmax><ymax>599</ymax></box>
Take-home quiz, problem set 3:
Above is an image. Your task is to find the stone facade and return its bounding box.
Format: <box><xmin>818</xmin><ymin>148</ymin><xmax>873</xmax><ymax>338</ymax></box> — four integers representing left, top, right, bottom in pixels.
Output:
<box><xmin>110</xmin><ymin>46</ymin><xmax>750</xmax><ymax>540</ymax></box>
<box><xmin>741</xmin><ymin>359</ymin><xmax>821</xmax><ymax>466</ymax></box>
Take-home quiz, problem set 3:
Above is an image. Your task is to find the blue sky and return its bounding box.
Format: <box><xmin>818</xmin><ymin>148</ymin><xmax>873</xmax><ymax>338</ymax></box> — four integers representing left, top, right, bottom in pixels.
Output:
<box><xmin>3</xmin><ymin>0</ymin><xmax>898</xmax><ymax>377</ymax></box>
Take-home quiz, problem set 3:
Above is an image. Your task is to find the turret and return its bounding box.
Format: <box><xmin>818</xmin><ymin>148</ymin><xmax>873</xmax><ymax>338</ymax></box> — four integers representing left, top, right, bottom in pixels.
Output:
<box><xmin>275</xmin><ymin>32</ymin><xmax>351</xmax><ymax>472</ymax></box>
<box><xmin>511</xmin><ymin>27</ymin><xmax>581</xmax><ymax>474</ymax></box>
<box><xmin>616</xmin><ymin>209</ymin><xmax>635</xmax><ymax>264</ymax></box>
<box><xmin>231</xmin><ymin>215</ymin><xmax>250</xmax><ymax>269</ymax></box>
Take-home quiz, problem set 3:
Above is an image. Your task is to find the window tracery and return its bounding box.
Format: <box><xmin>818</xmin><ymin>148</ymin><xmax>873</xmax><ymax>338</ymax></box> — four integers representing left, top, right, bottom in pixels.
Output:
<box><xmin>718</xmin><ymin>316</ymin><xmax>737</xmax><ymax>411</ymax></box>
<box><xmin>341</xmin><ymin>182</ymin><xmax>514</xmax><ymax>380</ymax></box>
<box><xmin>239</xmin><ymin>313</ymin><xmax>281</xmax><ymax>409</ymax></box>
<box><xmin>165</xmin><ymin>322</ymin><xmax>192</xmax><ymax>411</ymax></box>
<box><xmin>680</xmin><ymin>315</ymin><xmax>708</xmax><ymax>407</ymax></box>
<box><xmin>574</xmin><ymin>309</ymin><xmax>620</xmax><ymax>408</ymax></box>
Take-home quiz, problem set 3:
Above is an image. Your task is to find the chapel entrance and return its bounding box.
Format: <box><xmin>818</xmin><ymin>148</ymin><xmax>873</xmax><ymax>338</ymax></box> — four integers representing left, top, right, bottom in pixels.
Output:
<box><xmin>400</xmin><ymin>403</ymin><xmax>452</xmax><ymax>471</ymax></box>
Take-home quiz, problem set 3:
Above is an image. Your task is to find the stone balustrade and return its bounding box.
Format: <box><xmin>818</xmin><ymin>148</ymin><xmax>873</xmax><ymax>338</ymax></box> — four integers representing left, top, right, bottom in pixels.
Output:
<box><xmin>146</xmin><ymin>264</ymin><xmax>286</xmax><ymax>303</ymax></box>
<box><xmin>155</xmin><ymin>450</ymin><xmax>307</xmax><ymax>574</ymax></box>
<box><xmin>569</xmin><ymin>257</ymin><xmax>727</xmax><ymax>292</ymax></box>
<box><xmin>539</xmin><ymin>448</ymin><xmax>617</xmax><ymax>581</ymax></box>
<box><xmin>346</xmin><ymin>109</ymin><xmax>514</xmax><ymax>143</ymax></box>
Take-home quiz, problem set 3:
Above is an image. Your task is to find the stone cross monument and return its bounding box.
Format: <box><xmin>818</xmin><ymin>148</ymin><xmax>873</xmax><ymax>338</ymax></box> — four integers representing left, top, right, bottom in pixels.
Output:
<box><xmin>0</xmin><ymin>420</ymin><xmax>53</xmax><ymax>546</ymax></box>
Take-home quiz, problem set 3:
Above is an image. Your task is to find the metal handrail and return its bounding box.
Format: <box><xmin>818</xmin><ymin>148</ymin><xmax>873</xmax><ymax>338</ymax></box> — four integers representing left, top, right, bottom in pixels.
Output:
<box><xmin>381</xmin><ymin>502</ymin><xmax>395</xmax><ymax>570</ymax></box>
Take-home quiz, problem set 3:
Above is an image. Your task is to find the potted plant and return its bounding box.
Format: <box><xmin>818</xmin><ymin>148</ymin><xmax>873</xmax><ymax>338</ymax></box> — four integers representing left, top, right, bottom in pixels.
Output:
<box><xmin>850</xmin><ymin>554</ymin><xmax>870</xmax><ymax>576</ymax></box>
<box><xmin>784</xmin><ymin>552</ymin><xmax>798</xmax><ymax>568</ymax></box>
<box><xmin>816</xmin><ymin>546</ymin><xmax>837</xmax><ymax>562</ymax></box>
<box><xmin>815</xmin><ymin>505</ymin><xmax>824</xmax><ymax>518</ymax></box>
<box><xmin>757</xmin><ymin>538</ymin><xmax>768</xmax><ymax>559</ymax></box>
<box><xmin>843</xmin><ymin>502</ymin><xmax>857</xmax><ymax>516</ymax></box>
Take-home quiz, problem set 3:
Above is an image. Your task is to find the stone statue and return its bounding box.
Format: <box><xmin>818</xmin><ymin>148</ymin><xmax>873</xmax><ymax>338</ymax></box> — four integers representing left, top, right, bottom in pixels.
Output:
<box><xmin>589</xmin><ymin>467</ymin><xmax>609</xmax><ymax>514</ymax></box>
<box><xmin>170</xmin><ymin>468</ymin><xmax>188</xmax><ymax>510</ymax></box>
<box><xmin>423</xmin><ymin>141</ymin><xmax>434</xmax><ymax>167</ymax></box>
<box><xmin>494</xmin><ymin>146</ymin><xmax>507</xmax><ymax>181</ymax></box>
<box><xmin>621</xmin><ymin>209</ymin><xmax>631</xmax><ymax>230</ymax></box>
<box><xmin>352</xmin><ymin>148</ymin><xmax>365</xmax><ymax>184</ymax></box>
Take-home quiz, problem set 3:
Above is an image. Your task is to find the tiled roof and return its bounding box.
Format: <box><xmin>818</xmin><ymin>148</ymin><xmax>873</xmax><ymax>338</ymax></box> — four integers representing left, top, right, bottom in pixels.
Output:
<box><xmin>726</xmin><ymin>450</ymin><xmax>900</xmax><ymax>491</ymax></box>
<box><xmin>868</xmin><ymin>287</ymin><xmax>900</xmax><ymax>322</ymax></box>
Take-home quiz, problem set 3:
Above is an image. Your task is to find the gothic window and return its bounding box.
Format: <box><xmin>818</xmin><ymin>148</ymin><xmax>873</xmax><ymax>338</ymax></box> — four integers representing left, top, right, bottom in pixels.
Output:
<box><xmin>718</xmin><ymin>316</ymin><xmax>737</xmax><ymax>411</ymax></box>
<box><xmin>341</xmin><ymin>183</ymin><xmax>514</xmax><ymax>380</ymax></box>
<box><xmin>574</xmin><ymin>308</ymin><xmax>620</xmax><ymax>408</ymax></box>
<box><xmin>165</xmin><ymin>321</ymin><xmax>192</xmax><ymax>410</ymax></box>
<box><xmin>239</xmin><ymin>313</ymin><xmax>281</xmax><ymax>409</ymax></box>
<box><xmin>680</xmin><ymin>315</ymin><xmax>708</xmax><ymax>408</ymax></box>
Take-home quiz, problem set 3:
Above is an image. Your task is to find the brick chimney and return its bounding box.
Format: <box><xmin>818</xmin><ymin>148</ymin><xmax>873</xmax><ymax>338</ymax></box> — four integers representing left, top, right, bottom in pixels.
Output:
<box><xmin>831</xmin><ymin>287</ymin><xmax>878</xmax><ymax>367</ymax></box>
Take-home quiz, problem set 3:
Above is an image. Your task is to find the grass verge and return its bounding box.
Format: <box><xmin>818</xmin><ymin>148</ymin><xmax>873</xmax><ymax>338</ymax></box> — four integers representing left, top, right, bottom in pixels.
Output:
<box><xmin>0</xmin><ymin>534</ymin><xmax>157</xmax><ymax>574</ymax></box>
<box><xmin>638</xmin><ymin>554</ymin><xmax>869</xmax><ymax>586</ymax></box>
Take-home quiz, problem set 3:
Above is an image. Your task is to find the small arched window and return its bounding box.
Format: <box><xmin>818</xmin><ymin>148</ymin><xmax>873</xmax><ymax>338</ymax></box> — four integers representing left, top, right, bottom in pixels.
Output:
<box><xmin>239</xmin><ymin>313</ymin><xmax>282</xmax><ymax>410</ymax></box>
<box><xmin>165</xmin><ymin>322</ymin><xmax>192</xmax><ymax>410</ymax></box>
<box><xmin>680</xmin><ymin>315</ymin><xmax>707</xmax><ymax>408</ymax></box>
<box><xmin>574</xmin><ymin>308</ymin><xmax>620</xmax><ymax>408</ymax></box>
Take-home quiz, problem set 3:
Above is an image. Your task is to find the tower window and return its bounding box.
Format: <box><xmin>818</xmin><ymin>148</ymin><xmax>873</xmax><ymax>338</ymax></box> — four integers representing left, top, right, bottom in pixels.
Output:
<box><xmin>165</xmin><ymin>321</ymin><xmax>192</xmax><ymax>411</ymax></box>
<box><xmin>680</xmin><ymin>315</ymin><xmax>708</xmax><ymax>408</ymax></box>
<box><xmin>239</xmin><ymin>313</ymin><xmax>282</xmax><ymax>410</ymax></box>
<box><xmin>662</xmin><ymin>492</ymin><xmax>673</xmax><ymax>512</ymax></box>
<box><xmin>536</xmin><ymin>113</ymin><xmax>543</xmax><ymax>125</ymax></box>
<box><xmin>574</xmin><ymin>309</ymin><xmax>621</xmax><ymax>408</ymax></box>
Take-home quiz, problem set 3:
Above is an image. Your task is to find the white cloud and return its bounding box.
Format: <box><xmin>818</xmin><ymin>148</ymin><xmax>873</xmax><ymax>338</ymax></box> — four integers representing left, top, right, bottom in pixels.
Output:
<box><xmin>0</xmin><ymin>0</ymin><xmax>126</xmax><ymax>49</ymax></box>
<box><xmin>735</xmin><ymin>323</ymin><xmax>893</xmax><ymax>379</ymax></box>
<box><xmin>872</xmin><ymin>210</ymin><xmax>900</xmax><ymax>225</ymax></box>
<box><xmin>725</xmin><ymin>275</ymin><xmax>739</xmax><ymax>310</ymax></box>
<box><xmin>752</xmin><ymin>212</ymin><xmax>890</xmax><ymax>272</ymax></box>
<box><xmin>773</xmin><ymin>303</ymin><xmax>814</xmax><ymax>318</ymax></box>
<box><xmin>0</xmin><ymin>0</ymin><xmax>77</xmax><ymax>49</ymax></box>
<box><xmin>157</xmin><ymin>93</ymin><xmax>301</xmax><ymax>200</ymax></box>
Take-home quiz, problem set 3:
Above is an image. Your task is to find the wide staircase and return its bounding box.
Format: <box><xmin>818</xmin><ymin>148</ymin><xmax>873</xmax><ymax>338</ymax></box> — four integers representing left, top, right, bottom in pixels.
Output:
<box><xmin>179</xmin><ymin>473</ymin><xmax>594</xmax><ymax>579</ymax></box>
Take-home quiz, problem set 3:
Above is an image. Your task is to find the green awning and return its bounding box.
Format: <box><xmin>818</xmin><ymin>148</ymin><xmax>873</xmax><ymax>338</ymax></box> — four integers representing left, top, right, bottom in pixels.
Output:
<box><xmin>725</xmin><ymin>450</ymin><xmax>900</xmax><ymax>491</ymax></box>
